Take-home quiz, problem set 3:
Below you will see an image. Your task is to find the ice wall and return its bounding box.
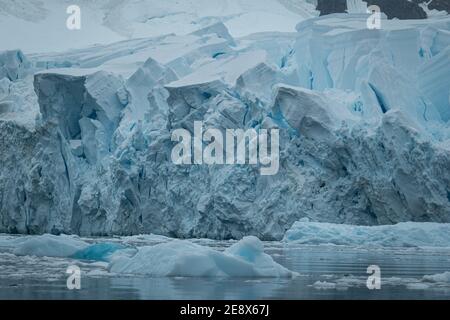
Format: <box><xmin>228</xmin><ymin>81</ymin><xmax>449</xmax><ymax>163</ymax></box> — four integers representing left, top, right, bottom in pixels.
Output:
<box><xmin>1</xmin><ymin>16</ymin><xmax>450</xmax><ymax>239</ymax></box>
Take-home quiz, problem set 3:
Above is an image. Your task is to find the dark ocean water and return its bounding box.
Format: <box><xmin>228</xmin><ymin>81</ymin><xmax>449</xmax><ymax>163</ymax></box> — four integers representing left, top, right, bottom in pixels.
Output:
<box><xmin>1</xmin><ymin>237</ymin><xmax>449</xmax><ymax>300</ymax></box>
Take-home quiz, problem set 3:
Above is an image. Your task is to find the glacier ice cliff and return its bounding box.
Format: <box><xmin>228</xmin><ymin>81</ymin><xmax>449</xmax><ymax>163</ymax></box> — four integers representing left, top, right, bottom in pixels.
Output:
<box><xmin>1</xmin><ymin>15</ymin><xmax>450</xmax><ymax>240</ymax></box>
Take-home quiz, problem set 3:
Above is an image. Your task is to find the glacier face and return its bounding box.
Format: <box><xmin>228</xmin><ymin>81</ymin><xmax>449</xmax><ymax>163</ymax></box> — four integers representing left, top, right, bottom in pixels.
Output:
<box><xmin>1</xmin><ymin>12</ymin><xmax>450</xmax><ymax>240</ymax></box>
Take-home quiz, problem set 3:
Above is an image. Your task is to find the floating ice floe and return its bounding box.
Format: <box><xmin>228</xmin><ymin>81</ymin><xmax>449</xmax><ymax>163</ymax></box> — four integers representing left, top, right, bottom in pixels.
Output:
<box><xmin>12</xmin><ymin>234</ymin><xmax>88</xmax><ymax>257</ymax></box>
<box><xmin>312</xmin><ymin>271</ymin><xmax>450</xmax><ymax>291</ymax></box>
<box><xmin>423</xmin><ymin>271</ymin><xmax>450</xmax><ymax>283</ymax></box>
<box><xmin>311</xmin><ymin>281</ymin><xmax>337</xmax><ymax>290</ymax></box>
<box><xmin>283</xmin><ymin>220</ymin><xmax>450</xmax><ymax>248</ymax></box>
<box><xmin>2</xmin><ymin>234</ymin><xmax>133</xmax><ymax>262</ymax></box>
<box><xmin>110</xmin><ymin>236</ymin><xmax>297</xmax><ymax>278</ymax></box>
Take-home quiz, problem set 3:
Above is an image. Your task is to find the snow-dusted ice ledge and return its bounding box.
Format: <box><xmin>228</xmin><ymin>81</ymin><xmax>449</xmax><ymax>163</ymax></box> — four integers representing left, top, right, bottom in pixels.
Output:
<box><xmin>284</xmin><ymin>219</ymin><xmax>450</xmax><ymax>248</ymax></box>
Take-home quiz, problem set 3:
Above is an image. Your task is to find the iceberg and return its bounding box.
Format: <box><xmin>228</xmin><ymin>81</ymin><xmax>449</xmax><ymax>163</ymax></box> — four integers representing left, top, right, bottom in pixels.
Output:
<box><xmin>12</xmin><ymin>234</ymin><xmax>88</xmax><ymax>257</ymax></box>
<box><xmin>422</xmin><ymin>272</ymin><xmax>450</xmax><ymax>283</ymax></box>
<box><xmin>110</xmin><ymin>236</ymin><xmax>297</xmax><ymax>278</ymax></box>
<box><xmin>0</xmin><ymin>234</ymin><xmax>134</xmax><ymax>261</ymax></box>
<box><xmin>283</xmin><ymin>220</ymin><xmax>450</xmax><ymax>247</ymax></box>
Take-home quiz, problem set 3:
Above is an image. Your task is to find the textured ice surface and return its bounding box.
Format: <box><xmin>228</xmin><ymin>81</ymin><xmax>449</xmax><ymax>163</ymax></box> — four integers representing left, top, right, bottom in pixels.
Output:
<box><xmin>0</xmin><ymin>0</ymin><xmax>317</xmax><ymax>53</ymax></box>
<box><xmin>71</xmin><ymin>243</ymin><xmax>127</xmax><ymax>262</ymax></box>
<box><xmin>0</xmin><ymin>12</ymin><xmax>450</xmax><ymax>240</ymax></box>
<box><xmin>284</xmin><ymin>220</ymin><xmax>450</xmax><ymax>247</ymax></box>
<box><xmin>109</xmin><ymin>236</ymin><xmax>297</xmax><ymax>277</ymax></box>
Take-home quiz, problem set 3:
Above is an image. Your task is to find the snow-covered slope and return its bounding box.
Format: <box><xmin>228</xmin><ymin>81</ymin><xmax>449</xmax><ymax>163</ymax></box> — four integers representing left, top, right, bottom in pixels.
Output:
<box><xmin>284</xmin><ymin>219</ymin><xmax>450</xmax><ymax>247</ymax></box>
<box><xmin>0</xmin><ymin>0</ymin><xmax>317</xmax><ymax>53</ymax></box>
<box><xmin>0</xmin><ymin>4</ymin><xmax>450</xmax><ymax>239</ymax></box>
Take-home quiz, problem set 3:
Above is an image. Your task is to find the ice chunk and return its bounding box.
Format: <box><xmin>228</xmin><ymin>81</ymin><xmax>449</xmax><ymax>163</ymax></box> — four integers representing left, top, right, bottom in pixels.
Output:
<box><xmin>203</xmin><ymin>92</ymin><xmax>251</xmax><ymax>130</ymax></box>
<box><xmin>283</xmin><ymin>220</ymin><xmax>450</xmax><ymax>247</ymax></box>
<box><xmin>272</xmin><ymin>85</ymin><xmax>340</xmax><ymax>142</ymax></box>
<box><xmin>12</xmin><ymin>234</ymin><xmax>88</xmax><ymax>257</ymax></box>
<box><xmin>422</xmin><ymin>272</ymin><xmax>450</xmax><ymax>283</ymax></box>
<box><xmin>0</xmin><ymin>50</ymin><xmax>30</xmax><ymax>81</ymax></box>
<box><xmin>274</xmin><ymin>85</ymin><xmax>335</xmax><ymax>127</ymax></box>
<box><xmin>110</xmin><ymin>236</ymin><xmax>297</xmax><ymax>278</ymax></box>
<box><xmin>236</xmin><ymin>62</ymin><xmax>293</xmax><ymax>105</ymax></box>
<box><xmin>312</xmin><ymin>281</ymin><xmax>337</xmax><ymax>290</ymax></box>
<box><xmin>83</xmin><ymin>71</ymin><xmax>125</xmax><ymax>133</ymax></box>
<box><xmin>119</xmin><ymin>57</ymin><xmax>177</xmax><ymax>127</ymax></box>
<box><xmin>166</xmin><ymin>80</ymin><xmax>226</xmax><ymax>129</ymax></box>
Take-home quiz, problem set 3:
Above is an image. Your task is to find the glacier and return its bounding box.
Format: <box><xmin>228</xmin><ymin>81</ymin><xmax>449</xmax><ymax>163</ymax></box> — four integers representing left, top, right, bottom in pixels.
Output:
<box><xmin>0</xmin><ymin>4</ymin><xmax>450</xmax><ymax>241</ymax></box>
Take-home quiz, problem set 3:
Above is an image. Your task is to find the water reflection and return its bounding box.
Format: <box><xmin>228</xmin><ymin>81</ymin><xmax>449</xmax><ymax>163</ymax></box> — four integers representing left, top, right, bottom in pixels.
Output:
<box><xmin>1</xmin><ymin>243</ymin><xmax>449</xmax><ymax>299</ymax></box>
